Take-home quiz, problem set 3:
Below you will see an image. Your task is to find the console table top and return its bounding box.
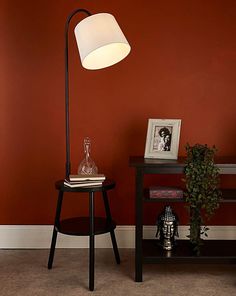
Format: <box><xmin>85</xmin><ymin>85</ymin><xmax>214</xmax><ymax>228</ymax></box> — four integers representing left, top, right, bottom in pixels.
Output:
<box><xmin>129</xmin><ymin>156</ymin><xmax>236</xmax><ymax>173</ymax></box>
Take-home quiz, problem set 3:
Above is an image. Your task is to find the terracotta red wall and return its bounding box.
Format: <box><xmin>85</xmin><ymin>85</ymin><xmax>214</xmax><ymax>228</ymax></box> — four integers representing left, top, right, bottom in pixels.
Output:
<box><xmin>1</xmin><ymin>0</ymin><xmax>236</xmax><ymax>225</ymax></box>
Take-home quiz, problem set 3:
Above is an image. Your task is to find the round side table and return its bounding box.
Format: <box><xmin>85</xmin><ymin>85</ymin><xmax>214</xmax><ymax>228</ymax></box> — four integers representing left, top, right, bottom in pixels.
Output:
<box><xmin>48</xmin><ymin>179</ymin><xmax>120</xmax><ymax>291</ymax></box>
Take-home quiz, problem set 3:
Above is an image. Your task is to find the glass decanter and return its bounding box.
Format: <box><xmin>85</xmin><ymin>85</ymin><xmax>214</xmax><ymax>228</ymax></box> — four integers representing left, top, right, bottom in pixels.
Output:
<box><xmin>77</xmin><ymin>137</ymin><xmax>98</xmax><ymax>175</ymax></box>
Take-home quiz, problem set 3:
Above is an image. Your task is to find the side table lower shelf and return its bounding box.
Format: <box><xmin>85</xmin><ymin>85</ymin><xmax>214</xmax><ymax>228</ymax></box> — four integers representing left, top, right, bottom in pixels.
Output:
<box><xmin>143</xmin><ymin>239</ymin><xmax>236</xmax><ymax>264</ymax></box>
<box><xmin>57</xmin><ymin>217</ymin><xmax>116</xmax><ymax>236</ymax></box>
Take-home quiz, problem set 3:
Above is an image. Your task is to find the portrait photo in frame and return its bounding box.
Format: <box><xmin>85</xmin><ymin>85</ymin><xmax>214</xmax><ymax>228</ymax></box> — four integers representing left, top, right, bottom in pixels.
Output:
<box><xmin>144</xmin><ymin>119</ymin><xmax>181</xmax><ymax>159</ymax></box>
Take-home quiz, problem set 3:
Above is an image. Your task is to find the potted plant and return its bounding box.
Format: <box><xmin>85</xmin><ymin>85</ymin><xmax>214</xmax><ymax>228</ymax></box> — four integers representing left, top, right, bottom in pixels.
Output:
<box><xmin>183</xmin><ymin>143</ymin><xmax>221</xmax><ymax>255</ymax></box>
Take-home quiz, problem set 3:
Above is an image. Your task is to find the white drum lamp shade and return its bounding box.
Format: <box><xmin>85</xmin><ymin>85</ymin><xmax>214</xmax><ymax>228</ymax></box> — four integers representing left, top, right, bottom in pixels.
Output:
<box><xmin>74</xmin><ymin>13</ymin><xmax>131</xmax><ymax>70</ymax></box>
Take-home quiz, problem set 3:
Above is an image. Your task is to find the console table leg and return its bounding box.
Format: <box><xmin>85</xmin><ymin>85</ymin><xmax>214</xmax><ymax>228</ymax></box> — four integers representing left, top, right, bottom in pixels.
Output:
<box><xmin>102</xmin><ymin>190</ymin><xmax>120</xmax><ymax>264</ymax></box>
<box><xmin>48</xmin><ymin>190</ymin><xmax>64</xmax><ymax>269</ymax></box>
<box><xmin>89</xmin><ymin>192</ymin><xmax>95</xmax><ymax>291</ymax></box>
<box><xmin>135</xmin><ymin>169</ymin><xmax>143</xmax><ymax>282</ymax></box>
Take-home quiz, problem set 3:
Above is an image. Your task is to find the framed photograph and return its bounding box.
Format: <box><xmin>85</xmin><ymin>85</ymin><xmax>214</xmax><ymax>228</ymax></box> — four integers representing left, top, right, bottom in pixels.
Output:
<box><xmin>144</xmin><ymin>119</ymin><xmax>181</xmax><ymax>159</ymax></box>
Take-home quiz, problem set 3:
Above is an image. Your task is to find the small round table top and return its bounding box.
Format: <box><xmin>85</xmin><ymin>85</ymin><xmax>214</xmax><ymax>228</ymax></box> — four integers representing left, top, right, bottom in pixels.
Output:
<box><xmin>55</xmin><ymin>179</ymin><xmax>115</xmax><ymax>192</ymax></box>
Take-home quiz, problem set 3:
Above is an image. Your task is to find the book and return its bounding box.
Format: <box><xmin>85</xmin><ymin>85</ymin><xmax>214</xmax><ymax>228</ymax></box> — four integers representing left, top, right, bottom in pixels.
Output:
<box><xmin>64</xmin><ymin>179</ymin><xmax>103</xmax><ymax>188</ymax></box>
<box><xmin>149</xmin><ymin>186</ymin><xmax>183</xmax><ymax>199</ymax></box>
<box><xmin>69</xmin><ymin>174</ymin><xmax>106</xmax><ymax>182</ymax></box>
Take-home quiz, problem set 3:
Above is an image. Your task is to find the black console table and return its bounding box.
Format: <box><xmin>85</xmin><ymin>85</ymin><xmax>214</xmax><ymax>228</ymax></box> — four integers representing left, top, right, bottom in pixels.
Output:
<box><xmin>129</xmin><ymin>156</ymin><xmax>236</xmax><ymax>282</ymax></box>
<box><xmin>48</xmin><ymin>179</ymin><xmax>120</xmax><ymax>291</ymax></box>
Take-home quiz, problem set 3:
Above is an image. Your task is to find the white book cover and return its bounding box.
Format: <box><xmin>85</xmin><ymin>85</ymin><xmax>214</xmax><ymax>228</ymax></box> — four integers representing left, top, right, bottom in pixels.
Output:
<box><xmin>69</xmin><ymin>174</ymin><xmax>106</xmax><ymax>181</ymax></box>
<box><xmin>64</xmin><ymin>180</ymin><xmax>103</xmax><ymax>188</ymax></box>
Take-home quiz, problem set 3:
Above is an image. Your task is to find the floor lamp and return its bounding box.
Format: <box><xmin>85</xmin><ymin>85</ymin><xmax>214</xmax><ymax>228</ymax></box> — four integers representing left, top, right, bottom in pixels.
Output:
<box><xmin>65</xmin><ymin>9</ymin><xmax>131</xmax><ymax>177</ymax></box>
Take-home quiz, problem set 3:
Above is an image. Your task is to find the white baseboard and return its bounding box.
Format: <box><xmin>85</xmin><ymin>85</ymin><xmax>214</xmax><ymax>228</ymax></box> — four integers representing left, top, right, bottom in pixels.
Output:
<box><xmin>0</xmin><ymin>225</ymin><xmax>236</xmax><ymax>249</ymax></box>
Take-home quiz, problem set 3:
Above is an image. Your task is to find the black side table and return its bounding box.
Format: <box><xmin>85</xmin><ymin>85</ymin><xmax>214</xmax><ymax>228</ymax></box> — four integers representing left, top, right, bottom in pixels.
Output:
<box><xmin>48</xmin><ymin>179</ymin><xmax>120</xmax><ymax>291</ymax></box>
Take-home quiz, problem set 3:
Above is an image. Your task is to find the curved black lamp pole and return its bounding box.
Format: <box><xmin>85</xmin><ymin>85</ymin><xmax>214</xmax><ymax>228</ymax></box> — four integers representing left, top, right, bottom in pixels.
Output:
<box><xmin>65</xmin><ymin>9</ymin><xmax>91</xmax><ymax>177</ymax></box>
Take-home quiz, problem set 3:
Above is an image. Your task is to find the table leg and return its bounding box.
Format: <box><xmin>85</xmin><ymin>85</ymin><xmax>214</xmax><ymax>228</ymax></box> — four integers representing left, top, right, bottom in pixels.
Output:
<box><xmin>89</xmin><ymin>192</ymin><xmax>95</xmax><ymax>291</ymax></box>
<box><xmin>135</xmin><ymin>169</ymin><xmax>143</xmax><ymax>282</ymax></box>
<box><xmin>48</xmin><ymin>190</ymin><xmax>64</xmax><ymax>269</ymax></box>
<box><xmin>102</xmin><ymin>190</ymin><xmax>120</xmax><ymax>264</ymax></box>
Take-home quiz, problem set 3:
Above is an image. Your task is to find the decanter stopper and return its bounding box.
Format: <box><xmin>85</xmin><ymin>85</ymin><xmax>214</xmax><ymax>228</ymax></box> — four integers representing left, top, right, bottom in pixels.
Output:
<box><xmin>77</xmin><ymin>137</ymin><xmax>98</xmax><ymax>175</ymax></box>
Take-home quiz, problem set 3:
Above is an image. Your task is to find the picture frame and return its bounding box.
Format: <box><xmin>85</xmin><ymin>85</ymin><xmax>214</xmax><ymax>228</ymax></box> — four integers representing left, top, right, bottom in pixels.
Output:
<box><xmin>144</xmin><ymin>119</ymin><xmax>181</xmax><ymax>159</ymax></box>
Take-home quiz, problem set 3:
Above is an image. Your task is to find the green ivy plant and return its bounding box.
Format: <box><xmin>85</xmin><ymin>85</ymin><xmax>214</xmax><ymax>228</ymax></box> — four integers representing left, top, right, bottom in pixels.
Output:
<box><xmin>183</xmin><ymin>143</ymin><xmax>221</xmax><ymax>255</ymax></box>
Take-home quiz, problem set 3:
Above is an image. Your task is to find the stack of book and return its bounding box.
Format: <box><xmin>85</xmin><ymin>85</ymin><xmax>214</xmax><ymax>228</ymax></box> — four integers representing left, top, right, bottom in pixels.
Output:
<box><xmin>64</xmin><ymin>174</ymin><xmax>106</xmax><ymax>188</ymax></box>
<box><xmin>149</xmin><ymin>186</ymin><xmax>183</xmax><ymax>199</ymax></box>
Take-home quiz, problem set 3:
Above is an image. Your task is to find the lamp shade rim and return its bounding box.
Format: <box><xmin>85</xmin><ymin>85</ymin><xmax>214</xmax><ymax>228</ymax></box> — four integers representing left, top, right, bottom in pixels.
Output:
<box><xmin>77</xmin><ymin>12</ymin><xmax>112</xmax><ymax>25</ymax></box>
<box><xmin>82</xmin><ymin>42</ymin><xmax>131</xmax><ymax>70</ymax></box>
